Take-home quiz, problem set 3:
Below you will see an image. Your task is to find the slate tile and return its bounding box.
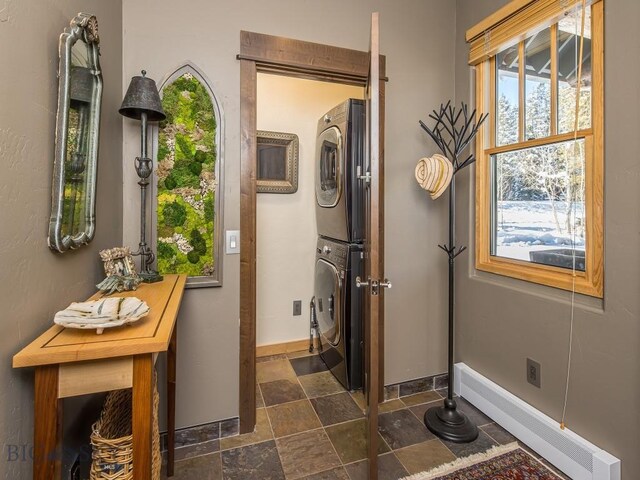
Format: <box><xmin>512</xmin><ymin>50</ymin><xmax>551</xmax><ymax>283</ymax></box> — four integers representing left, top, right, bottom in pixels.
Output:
<box><xmin>408</xmin><ymin>399</ymin><xmax>442</xmax><ymax>423</ymax></box>
<box><xmin>172</xmin><ymin>439</ymin><xmax>219</xmax><ymax>462</ymax></box>
<box><xmin>276</xmin><ymin>429</ymin><xmax>341</xmax><ymax>479</ymax></box>
<box><xmin>220</xmin><ymin>408</ymin><xmax>273</xmax><ymax>450</ymax></box>
<box><xmin>310</xmin><ymin>392</ymin><xmax>363</xmax><ymax>426</ymax></box>
<box><xmin>267</xmin><ymin>399</ymin><xmax>322</xmax><ymax>438</ymax></box>
<box><xmin>325</xmin><ymin>418</ymin><xmax>389</xmax><ymax>464</ymax></box>
<box><xmin>301</xmin><ymin>466</ymin><xmax>350</xmax><ymax>480</ymax></box>
<box><xmin>257</xmin><ymin>354</ymin><xmax>288</xmax><ymax>363</ymax></box>
<box><xmin>401</xmin><ymin>390</ymin><xmax>441</xmax><ymax>407</ymax></box>
<box><xmin>219</xmin><ymin>417</ymin><xmax>239</xmax><ymax>439</ymax></box>
<box><xmin>298</xmin><ymin>371</ymin><xmax>344</xmax><ymax>398</ymax></box>
<box><xmin>343</xmin><ymin>452</ymin><xmax>409</xmax><ymax>480</ymax></box>
<box><xmin>398</xmin><ymin>377</ymin><xmax>433</xmax><ymax>397</ymax></box>
<box><xmin>289</xmin><ymin>355</ymin><xmax>328</xmax><ymax>376</ymax></box>
<box><xmin>260</xmin><ymin>379</ymin><xmax>307</xmax><ymax>406</ymax></box>
<box><xmin>480</xmin><ymin>422</ymin><xmax>517</xmax><ymax>445</ymax></box>
<box><xmin>442</xmin><ymin>430</ymin><xmax>498</xmax><ymax>458</ymax></box>
<box><xmin>378</xmin><ymin>399</ymin><xmax>405</xmax><ymax>414</ymax></box>
<box><xmin>163</xmin><ymin>451</ymin><xmax>222</xmax><ymax>480</ymax></box>
<box><xmin>220</xmin><ymin>440</ymin><xmax>285</xmax><ymax>480</ymax></box>
<box><xmin>174</xmin><ymin>422</ymin><xmax>219</xmax><ymax>447</ymax></box>
<box><xmin>455</xmin><ymin>397</ymin><xmax>493</xmax><ymax>426</ymax></box>
<box><xmin>394</xmin><ymin>439</ymin><xmax>456</xmax><ymax>475</ymax></box>
<box><xmin>257</xmin><ymin>358</ymin><xmax>298</xmax><ymax>383</ymax></box>
<box><xmin>377</xmin><ymin>409</ymin><xmax>434</xmax><ymax>449</ymax></box>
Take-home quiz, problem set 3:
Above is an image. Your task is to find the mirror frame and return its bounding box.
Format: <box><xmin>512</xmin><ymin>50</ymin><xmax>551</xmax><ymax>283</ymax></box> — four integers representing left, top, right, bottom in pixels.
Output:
<box><xmin>48</xmin><ymin>13</ymin><xmax>103</xmax><ymax>252</ymax></box>
<box><xmin>256</xmin><ymin>130</ymin><xmax>299</xmax><ymax>194</ymax></box>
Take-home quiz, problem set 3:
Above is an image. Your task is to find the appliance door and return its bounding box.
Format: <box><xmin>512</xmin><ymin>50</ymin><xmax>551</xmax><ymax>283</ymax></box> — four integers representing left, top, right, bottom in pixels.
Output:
<box><xmin>316</xmin><ymin>126</ymin><xmax>343</xmax><ymax>208</ymax></box>
<box><xmin>314</xmin><ymin>258</ymin><xmax>342</xmax><ymax>347</ymax></box>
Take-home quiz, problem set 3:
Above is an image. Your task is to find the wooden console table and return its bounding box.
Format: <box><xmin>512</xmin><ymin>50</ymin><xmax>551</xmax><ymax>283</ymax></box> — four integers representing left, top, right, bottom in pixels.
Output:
<box><xmin>13</xmin><ymin>274</ymin><xmax>187</xmax><ymax>480</ymax></box>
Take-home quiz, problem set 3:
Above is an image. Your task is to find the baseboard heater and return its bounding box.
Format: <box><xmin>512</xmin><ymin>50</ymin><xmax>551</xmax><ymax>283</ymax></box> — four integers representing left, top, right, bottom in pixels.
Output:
<box><xmin>454</xmin><ymin>363</ymin><xmax>620</xmax><ymax>480</ymax></box>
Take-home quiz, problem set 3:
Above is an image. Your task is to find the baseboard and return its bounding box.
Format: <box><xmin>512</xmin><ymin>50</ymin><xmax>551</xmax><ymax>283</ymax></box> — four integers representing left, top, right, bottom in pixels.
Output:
<box><xmin>454</xmin><ymin>363</ymin><xmax>620</xmax><ymax>480</ymax></box>
<box><xmin>256</xmin><ymin>338</ymin><xmax>312</xmax><ymax>357</ymax></box>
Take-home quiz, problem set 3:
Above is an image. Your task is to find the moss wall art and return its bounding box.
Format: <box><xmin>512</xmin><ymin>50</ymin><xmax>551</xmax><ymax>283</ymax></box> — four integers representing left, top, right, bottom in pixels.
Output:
<box><xmin>156</xmin><ymin>72</ymin><xmax>217</xmax><ymax>278</ymax></box>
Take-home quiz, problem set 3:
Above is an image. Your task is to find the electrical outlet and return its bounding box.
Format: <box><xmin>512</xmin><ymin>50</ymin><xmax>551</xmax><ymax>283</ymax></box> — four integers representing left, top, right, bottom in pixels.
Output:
<box><xmin>293</xmin><ymin>300</ymin><xmax>302</xmax><ymax>316</ymax></box>
<box><xmin>527</xmin><ymin>358</ymin><xmax>541</xmax><ymax>388</ymax></box>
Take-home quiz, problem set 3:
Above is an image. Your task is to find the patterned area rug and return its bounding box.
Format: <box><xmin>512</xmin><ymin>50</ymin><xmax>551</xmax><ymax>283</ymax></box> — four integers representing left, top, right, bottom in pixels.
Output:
<box><xmin>401</xmin><ymin>443</ymin><xmax>563</xmax><ymax>480</ymax></box>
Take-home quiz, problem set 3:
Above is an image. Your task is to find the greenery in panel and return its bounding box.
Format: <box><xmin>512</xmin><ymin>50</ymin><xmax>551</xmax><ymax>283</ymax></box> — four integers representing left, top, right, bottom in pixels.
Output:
<box><xmin>157</xmin><ymin>72</ymin><xmax>217</xmax><ymax>277</ymax></box>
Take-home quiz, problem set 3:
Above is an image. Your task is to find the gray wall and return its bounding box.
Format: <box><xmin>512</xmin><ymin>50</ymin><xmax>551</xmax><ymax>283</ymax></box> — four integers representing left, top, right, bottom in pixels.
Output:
<box><xmin>0</xmin><ymin>1</ymin><xmax>123</xmax><ymax>478</ymax></box>
<box><xmin>122</xmin><ymin>0</ymin><xmax>456</xmax><ymax>427</ymax></box>
<box><xmin>454</xmin><ymin>0</ymin><xmax>640</xmax><ymax>477</ymax></box>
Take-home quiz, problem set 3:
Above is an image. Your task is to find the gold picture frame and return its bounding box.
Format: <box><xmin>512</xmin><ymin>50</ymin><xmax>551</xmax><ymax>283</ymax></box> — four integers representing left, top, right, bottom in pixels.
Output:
<box><xmin>99</xmin><ymin>247</ymin><xmax>139</xmax><ymax>277</ymax></box>
<box><xmin>256</xmin><ymin>130</ymin><xmax>299</xmax><ymax>194</ymax></box>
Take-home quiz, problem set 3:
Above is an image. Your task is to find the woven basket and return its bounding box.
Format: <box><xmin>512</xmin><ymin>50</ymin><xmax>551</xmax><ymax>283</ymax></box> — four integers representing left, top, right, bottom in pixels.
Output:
<box><xmin>90</xmin><ymin>372</ymin><xmax>161</xmax><ymax>480</ymax></box>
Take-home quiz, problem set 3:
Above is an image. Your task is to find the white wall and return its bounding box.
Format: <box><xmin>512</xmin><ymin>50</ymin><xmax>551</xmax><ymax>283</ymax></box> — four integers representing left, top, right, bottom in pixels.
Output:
<box><xmin>123</xmin><ymin>0</ymin><xmax>456</xmax><ymax>427</ymax></box>
<box><xmin>256</xmin><ymin>74</ymin><xmax>363</xmax><ymax>347</ymax></box>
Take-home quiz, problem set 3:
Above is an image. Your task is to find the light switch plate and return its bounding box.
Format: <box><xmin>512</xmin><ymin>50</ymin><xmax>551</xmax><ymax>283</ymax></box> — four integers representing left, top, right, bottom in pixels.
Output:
<box><xmin>225</xmin><ymin>230</ymin><xmax>240</xmax><ymax>254</ymax></box>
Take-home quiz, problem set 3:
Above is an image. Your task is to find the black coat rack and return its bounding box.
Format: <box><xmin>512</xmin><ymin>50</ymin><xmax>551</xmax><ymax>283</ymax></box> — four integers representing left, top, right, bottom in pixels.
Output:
<box><xmin>419</xmin><ymin>101</ymin><xmax>488</xmax><ymax>443</ymax></box>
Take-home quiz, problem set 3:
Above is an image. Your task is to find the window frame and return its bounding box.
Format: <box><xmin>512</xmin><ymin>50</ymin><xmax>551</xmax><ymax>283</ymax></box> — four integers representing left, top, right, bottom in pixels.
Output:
<box><xmin>470</xmin><ymin>0</ymin><xmax>603</xmax><ymax>297</ymax></box>
<box><xmin>152</xmin><ymin>63</ymin><xmax>225</xmax><ymax>288</ymax></box>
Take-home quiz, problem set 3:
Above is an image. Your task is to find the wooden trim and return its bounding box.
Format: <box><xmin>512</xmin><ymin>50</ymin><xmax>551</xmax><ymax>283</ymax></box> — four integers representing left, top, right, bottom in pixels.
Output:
<box><xmin>167</xmin><ymin>324</ymin><xmax>177</xmax><ymax>477</ymax></box>
<box><xmin>485</xmin><ymin>129</ymin><xmax>592</xmax><ymax>155</ymax></box>
<box><xmin>238</xmin><ymin>31</ymin><xmax>388</xmax><ymax>437</ymax></box>
<box><xmin>366</xmin><ymin>12</ymin><xmax>381</xmax><ymax>479</ymax></box>
<box><xmin>256</xmin><ymin>339</ymin><xmax>313</xmax><ymax>357</ymax></box>
<box><xmin>240</xmin><ymin>31</ymin><xmax>371</xmax><ymax>79</ymax></box>
<box><xmin>550</xmin><ymin>24</ymin><xmax>558</xmax><ymax>136</ymax></box>
<box><xmin>378</xmin><ymin>65</ymin><xmax>386</xmax><ymax>401</ymax></box>
<box><xmin>58</xmin><ymin>357</ymin><xmax>132</xmax><ymax>398</ymax></box>
<box><xmin>589</xmin><ymin>0</ymin><xmax>605</xmax><ymax>297</ymax></box>
<box><xmin>239</xmin><ymin>58</ymin><xmax>257</xmax><ymax>435</ymax></box>
<box><xmin>489</xmin><ymin>56</ymin><xmax>496</xmax><ymax>148</ymax></box>
<box><xmin>475</xmin><ymin>61</ymin><xmax>491</xmax><ymax>271</ymax></box>
<box><xmin>34</xmin><ymin>365</ymin><xmax>62</xmax><ymax>480</ymax></box>
<box><xmin>518</xmin><ymin>41</ymin><xmax>525</xmax><ymax>143</ymax></box>
<box><xmin>467</xmin><ymin>0</ymin><xmax>601</xmax><ymax>65</ymax></box>
<box><xmin>132</xmin><ymin>354</ymin><xmax>154</xmax><ymax>479</ymax></box>
<box><xmin>466</xmin><ymin>0</ymin><xmax>536</xmax><ymax>42</ymax></box>
<box><xmin>473</xmin><ymin>2</ymin><xmax>604</xmax><ymax>298</ymax></box>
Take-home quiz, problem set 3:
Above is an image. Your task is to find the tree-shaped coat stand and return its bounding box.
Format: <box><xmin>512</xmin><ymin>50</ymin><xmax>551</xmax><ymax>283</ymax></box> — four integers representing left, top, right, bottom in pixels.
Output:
<box><xmin>416</xmin><ymin>101</ymin><xmax>487</xmax><ymax>443</ymax></box>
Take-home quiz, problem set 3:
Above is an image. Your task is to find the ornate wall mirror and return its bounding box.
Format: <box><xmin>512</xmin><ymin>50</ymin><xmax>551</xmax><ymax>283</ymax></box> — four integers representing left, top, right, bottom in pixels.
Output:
<box><xmin>256</xmin><ymin>130</ymin><xmax>299</xmax><ymax>194</ymax></box>
<box><xmin>48</xmin><ymin>13</ymin><xmax>103</xmax><ymax>252</ymax></box>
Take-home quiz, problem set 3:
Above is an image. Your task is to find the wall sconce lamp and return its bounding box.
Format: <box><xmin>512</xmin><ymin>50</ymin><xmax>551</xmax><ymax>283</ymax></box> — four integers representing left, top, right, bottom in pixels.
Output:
<box><xmin>119</xmin><ymin>70</ymin><xmax>166</xmax><ymax>283</ymax></box>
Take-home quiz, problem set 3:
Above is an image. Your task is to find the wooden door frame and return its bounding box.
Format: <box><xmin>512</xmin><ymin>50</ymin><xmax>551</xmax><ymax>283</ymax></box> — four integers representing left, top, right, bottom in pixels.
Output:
<box><xmin>238</xmin><ymin>30</ymin><xmax>386</xmax><ymax>433</ymax></box>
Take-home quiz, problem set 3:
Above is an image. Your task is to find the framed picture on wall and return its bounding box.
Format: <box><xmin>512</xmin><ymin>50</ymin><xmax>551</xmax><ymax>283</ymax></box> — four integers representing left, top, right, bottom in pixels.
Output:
<box><xmin>256</xmin><ymin>130</ymin><xmax>299</xmax><ymax>194</ymax></box>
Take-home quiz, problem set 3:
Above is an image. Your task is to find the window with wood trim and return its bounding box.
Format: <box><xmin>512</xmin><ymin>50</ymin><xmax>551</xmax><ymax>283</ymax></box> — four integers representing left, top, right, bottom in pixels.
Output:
<box><xmin>468</xmin><ymin>0</ymin><xmax>603</xmax><ymax>297</ymax></box>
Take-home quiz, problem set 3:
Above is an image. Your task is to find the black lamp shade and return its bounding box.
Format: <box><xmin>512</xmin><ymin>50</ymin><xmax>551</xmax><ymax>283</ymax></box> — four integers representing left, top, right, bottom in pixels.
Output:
<box><xmin>119</xmin><ymin>71</ymin><xmax>166</xmax><ymax>122</ymax></box>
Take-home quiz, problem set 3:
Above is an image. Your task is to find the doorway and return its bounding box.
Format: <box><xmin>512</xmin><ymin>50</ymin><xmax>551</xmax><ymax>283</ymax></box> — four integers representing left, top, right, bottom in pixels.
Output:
<box><xmin>238</xmin><ymin>28</ymin><xmax>386</xmax><ymax>476</ymax></box>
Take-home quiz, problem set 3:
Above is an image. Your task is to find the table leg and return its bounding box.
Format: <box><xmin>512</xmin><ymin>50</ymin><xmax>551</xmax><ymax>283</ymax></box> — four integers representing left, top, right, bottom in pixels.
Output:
<box><xmin>133</xmin><ymin>354</ymin><xmax>153</xmax><ymax>479</ymax></box>
<box><xmin>34</xmin><ymin>365</ymin><xmax>62</xmax><ymax>480</ymax></box>
<box><xmin>167</xmin><ymin>326</ymin><xmax>177</xmax><ymax>477</ymax></box>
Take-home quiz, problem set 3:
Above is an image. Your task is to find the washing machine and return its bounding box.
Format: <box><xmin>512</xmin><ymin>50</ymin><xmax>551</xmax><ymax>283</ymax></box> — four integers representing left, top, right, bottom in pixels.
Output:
<box><xmin>313</xmin><ymin>237</ymin><xmax>364</xmax><ymax>391</ymax></box>
<box><xmin>315</xmin><ymin>99</ymin><xmax>366</xmax><ymax>243</ymax></box>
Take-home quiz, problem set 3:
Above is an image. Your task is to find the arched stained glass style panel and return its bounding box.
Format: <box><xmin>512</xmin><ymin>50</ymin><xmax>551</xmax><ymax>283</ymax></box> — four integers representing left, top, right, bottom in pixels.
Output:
<box><xmin>156</xmin><ymin>65</ymin><xmax>223</xmax><ymax>287</ymax></box>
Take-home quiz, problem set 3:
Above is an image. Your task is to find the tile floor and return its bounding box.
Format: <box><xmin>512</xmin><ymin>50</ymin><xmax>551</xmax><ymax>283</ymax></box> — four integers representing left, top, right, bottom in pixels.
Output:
<box><xmin>163</xmin><ymin>350</ymin><xmax>569</xmax><ymax>480</ymax></box>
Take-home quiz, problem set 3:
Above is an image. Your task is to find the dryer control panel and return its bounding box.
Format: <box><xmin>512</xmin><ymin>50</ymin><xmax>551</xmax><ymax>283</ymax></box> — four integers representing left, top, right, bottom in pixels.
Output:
<box><xmin>316</xmin><ymin>237</ymin><xmax>348</xmax><ymax>269</ymax></box>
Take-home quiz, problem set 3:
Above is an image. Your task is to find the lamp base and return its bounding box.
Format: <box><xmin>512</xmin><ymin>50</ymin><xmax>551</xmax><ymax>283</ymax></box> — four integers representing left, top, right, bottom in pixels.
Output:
<box><xmin>424</xmin><ymin>398</ymin><xmax>478</xmax><ymax>443</ymax></box>
<box><xmin>139</xmin><ymin>270</ymin><xmax>163</xmax><ymax>284</ymax></box>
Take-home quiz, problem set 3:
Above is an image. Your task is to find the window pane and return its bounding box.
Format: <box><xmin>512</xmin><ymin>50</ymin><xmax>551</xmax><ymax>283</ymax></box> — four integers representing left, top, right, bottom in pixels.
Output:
<box><xmin>492</xmin><ymin>139</ymin><xmax>586</xmax><ymax>271</ymax></box>
<box><xmin>157</xmin><ymin>72</ymin><xmax>218</xmax><ymax>278</ymax></box>
<box><xmin>558</xmin><ymin>5</ymin><xmax>592</xmax><ymax>133</ymax></box>
<box><xmin>525</xmin><ymin>28</ymin><xmax>552</xmax><ymax>139</ymax></box>
<box><xmin>496</xmin><ymin>44</ymin><xmax>520</xmax><ymax>146</ymax></box>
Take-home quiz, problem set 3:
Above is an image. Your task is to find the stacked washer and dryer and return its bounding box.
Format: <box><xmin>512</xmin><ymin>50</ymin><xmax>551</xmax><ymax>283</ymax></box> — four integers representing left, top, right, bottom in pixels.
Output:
<box><xmin>313</xmin><ymin>99</ymin><xmax>366</xmax><ymax>391</ymax></box>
